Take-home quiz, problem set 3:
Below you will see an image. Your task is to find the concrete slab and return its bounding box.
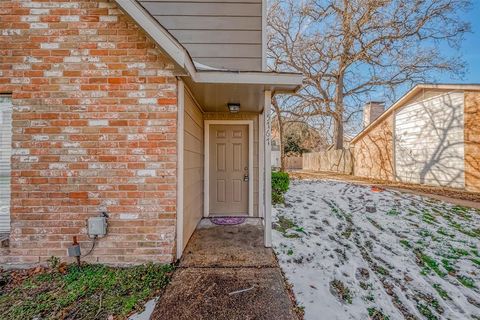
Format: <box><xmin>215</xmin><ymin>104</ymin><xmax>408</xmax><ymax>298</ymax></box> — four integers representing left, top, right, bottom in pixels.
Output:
<box><xmin>180</xmin><ymin>223</ymin><xmax>276</xmax><ymax>268</ymax></box>
<box><xmin>151</xmin><ymin>267</ymin><xmax>298</xmax><ymax>320</ymax></box>
<box><xmin>152</xmin><ymin>221</ymin><xmax>299</xmax><ymax>320</ymax></box>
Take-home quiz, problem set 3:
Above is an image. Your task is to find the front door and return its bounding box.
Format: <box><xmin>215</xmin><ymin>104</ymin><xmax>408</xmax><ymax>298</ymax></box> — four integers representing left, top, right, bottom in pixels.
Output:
<box><xmin>209</xmin><ymin>124</ymin><xmax>249</xmax><ymax>216</ymax></box>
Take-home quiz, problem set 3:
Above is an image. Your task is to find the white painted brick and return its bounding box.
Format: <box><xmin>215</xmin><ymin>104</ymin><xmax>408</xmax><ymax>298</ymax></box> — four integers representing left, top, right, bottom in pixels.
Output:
<box><xmin>64</xmin><ymin>56</ymin><xmax>82</xmax><ymax>63</ymax></box>
<box><xmin>44</xmin><ymin>71</ymin><xmax>62</xmax><ymax>77</ymax></box>
<box><xmin>31</xmin><ymin>120</ymin><xmax>48</xmax><ymax>127</ymax></box>
<box><xmin>12</xmin><ymin>64</ymin><xmax>30</xmax><ymax>70</ymax></box>
<box><xmin>99</xmin><ymin>16</ymin><xmax>118</xmax><ymax>22</ymax></box>
<box><xmin>32</xmin><ymin>135</ymin><xmax>49</xmax><ymax>141</ymax></box>
<box><xmin>11</xmin><ymin>78</ymin><xmax>30</xmax><ymax>84</ymax></box>
<box><xmin>139</xmin><ymin>98</ymin><xmax>157</xmax><ymax>104</ymax></box>
<box><xmin>30</xmin><ymin>8</ymin><xmax>50</xmax><ymax>14</ymax></box>
<box><xmin>25</xmin><ymin>56</ymin><xmax>42</xmax><ymax>63</ymax></box>
<box><xmin>12</xmin><ymin>149</ymin><xmax>30</xmax><ymax>156</ymax></box>
<box><xmin>128</xmin><ymin>91</ymin><xmax>146</xmax><ymax>98</ymax></box>
<box><xmin>21</xmin><ymin>16</ymin><xmax>39</xmax><ymax>22</ymax></box>
<box><xmin>97</xmin><ymin>42</ymin><xmax>115</xmax><ymax>49</ymax></box>
<box><xmin>41</xmin><ymin>43</ymin><xmax>59</xmax><ymax>49</ymax></box>
<box><xmin>19</xmin><ymin>156</ymin><xmax>39</xmax><ymax>163</ymax></box>
<box><xmin>2</xmin><ymin>29</ymin><xmax>22</xmax><ymax>36</ymax></box>
<box><xmin>127</xmin><ymin>134</ymin><xmax>147</xmax><ymax>141</ymax></box>
<box><xmin>89</xmin><ymin>119</ymin><xmax>108</xmax><ymax>126</ymax></box>
<box><xmin>120</xmin><ymin>213</ymin><xmax>138</xmax><ymax>220</ymax></box>
<box><xmin>137</xmin><ymin>170</ymin><xmax>156</xmax><ymax>177</ymax></box>
<box><xmin>127</xmin><ymin>63</ymin><xmax>146</xmax><ymax>69</ymax></box>
<box><xmin>30</xmin><ymin>23</ymin><xmax>48</xmax><ymax>29</ymax></box>
<box><xmin>60</xmin><ymin>16</ymin><xmax>80</xmax><ymax>22</ymax></box>
<box><xmin>49</xmin><ymin>163</ymin><xmax>67</xmax><ymax>170</ymax></box>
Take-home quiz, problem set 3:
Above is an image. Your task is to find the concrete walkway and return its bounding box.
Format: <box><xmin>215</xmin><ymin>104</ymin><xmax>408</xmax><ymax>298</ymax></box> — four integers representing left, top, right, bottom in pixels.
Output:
<box><xmin>151</xmin><ymin>220</ymin><xmax>299</xmax><ymax>320</ymax></box>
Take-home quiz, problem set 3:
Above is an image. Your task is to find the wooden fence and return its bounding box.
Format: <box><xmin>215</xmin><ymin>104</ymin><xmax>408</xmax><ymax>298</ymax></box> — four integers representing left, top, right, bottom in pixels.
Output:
<box><xmin>303</xmin><ymin>149</ymin><xmax>353</xmax><ymax>174</ymax></box>
<box><xmin>285</xmin><ymin>157</ymin><xmax>303</xmax><ymax>170</ymax></box>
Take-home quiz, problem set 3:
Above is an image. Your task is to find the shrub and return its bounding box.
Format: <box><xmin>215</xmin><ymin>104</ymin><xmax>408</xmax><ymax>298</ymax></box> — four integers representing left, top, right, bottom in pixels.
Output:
<box><xmin>272</xmin><ymin>171</ymin><xmax>290</xmax><ymax>204</ymax></box>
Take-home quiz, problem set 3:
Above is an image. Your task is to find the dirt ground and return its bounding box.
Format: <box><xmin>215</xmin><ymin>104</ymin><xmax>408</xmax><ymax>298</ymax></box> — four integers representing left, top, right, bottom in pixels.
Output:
<box><xmin>152</xmin><ymin>220</ymin><xmax>300</xmax><ymax>320</ymax></box>
<box><xmin>292</xmin><ymin>170</ymin><xmax>480</xmax><ymax>208</ymax></box>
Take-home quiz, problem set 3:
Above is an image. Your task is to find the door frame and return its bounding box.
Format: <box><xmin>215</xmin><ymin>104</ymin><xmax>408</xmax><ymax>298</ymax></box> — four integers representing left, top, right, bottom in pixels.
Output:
<box><xmin>204</xmin><ymin>120</ymin><xmax>254</xmax><ymax>217</ymax></box>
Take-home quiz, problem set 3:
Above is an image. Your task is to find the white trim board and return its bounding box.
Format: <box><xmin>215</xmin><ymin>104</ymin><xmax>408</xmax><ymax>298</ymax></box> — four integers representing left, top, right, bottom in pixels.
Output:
<box><xmin>176</xmin><ymin>79</ymin><xmax>185</xmax><ymax>259</ymax></box>
<box><xmin>263</xmin><ymin>91</ymin><xmax>272</xmax><ymax>247</ymax></box>
<box><xmin>204</xmin><ymin>120</ymin><xmax>254</xmax><ymax>218</ymax></box>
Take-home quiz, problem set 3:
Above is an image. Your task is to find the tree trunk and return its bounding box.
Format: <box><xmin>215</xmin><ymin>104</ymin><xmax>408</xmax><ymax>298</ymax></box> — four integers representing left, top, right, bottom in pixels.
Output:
<box><xmin>272</xmin><ymin>97</ymin><xmax>286</xmax><ymax>171</ymax></box>
<box><xmin>333</xmin><ymin>73</ymin><xmax>345</xmax><ymax>150</ymax></box>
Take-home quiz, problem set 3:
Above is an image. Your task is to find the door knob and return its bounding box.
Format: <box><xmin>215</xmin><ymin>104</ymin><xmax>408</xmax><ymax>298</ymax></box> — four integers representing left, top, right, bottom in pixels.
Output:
<box><xmin>244</xmin><ymin>174</ymin><xmax>249</xmax><ymax>182</ymax></box>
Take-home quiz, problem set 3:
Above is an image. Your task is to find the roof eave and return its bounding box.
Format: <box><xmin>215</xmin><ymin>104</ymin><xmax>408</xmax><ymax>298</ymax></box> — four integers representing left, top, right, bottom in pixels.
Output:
<box><xmin>115</xmin><ymin>0</ymin><xmax>303</xmax><ymax>90</ymax></box>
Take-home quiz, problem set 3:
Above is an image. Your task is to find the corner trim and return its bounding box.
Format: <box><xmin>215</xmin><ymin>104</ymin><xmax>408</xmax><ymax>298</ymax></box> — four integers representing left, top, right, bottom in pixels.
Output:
<box><xmin>176</xmin><ymin>80</ymin><xmax>185</xmax><ymax>259</ymax></box>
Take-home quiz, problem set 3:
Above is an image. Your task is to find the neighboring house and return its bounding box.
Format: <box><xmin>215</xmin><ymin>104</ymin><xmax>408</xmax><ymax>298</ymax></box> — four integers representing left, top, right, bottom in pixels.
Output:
<box><xmin>351</xmin><ymin>84</ymin><xmax>480</xmax><ymax>193</ymax></box>
<box><xmin>0</xmin><ymin>0</ymin><xmax>302</xmax><ymax>265</ymax></box>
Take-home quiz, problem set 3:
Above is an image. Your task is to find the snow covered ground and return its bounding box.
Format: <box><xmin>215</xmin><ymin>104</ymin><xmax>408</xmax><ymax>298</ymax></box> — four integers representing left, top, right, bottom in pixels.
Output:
<box><xmin>272</xmin><ymin>179</ymin><xmax>480</xmax><ymax>320</ymax></box>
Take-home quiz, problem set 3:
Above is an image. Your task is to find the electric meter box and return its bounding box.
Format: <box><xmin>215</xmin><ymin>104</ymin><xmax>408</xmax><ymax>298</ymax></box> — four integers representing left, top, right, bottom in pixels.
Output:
<box><xmin>88</xmin><ymin>216</ymin><xmax>107</xmax><ymax>237</ymax></box>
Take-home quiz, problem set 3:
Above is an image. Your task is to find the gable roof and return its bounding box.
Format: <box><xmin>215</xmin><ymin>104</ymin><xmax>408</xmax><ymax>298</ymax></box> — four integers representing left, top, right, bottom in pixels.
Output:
<box><xmin>351</xmin><ymin>83</ymin><xmax>480</xmax><ymax>144</ymax></box>
<box><xmin>114</xmin><ymin>0</ymin><xmax>302</xmax><ymax>93</ymax></box>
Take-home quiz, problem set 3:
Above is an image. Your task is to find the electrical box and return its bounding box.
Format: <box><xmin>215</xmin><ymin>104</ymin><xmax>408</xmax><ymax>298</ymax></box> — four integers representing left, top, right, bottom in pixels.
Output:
<box><xmin>67</xmin><ymin>244</ymin><xmax>81</xmax><ymax>257</ymax></box>
<box><xmin>88</xmin><ymin>216</ymin><xmax>107</xmax><ymax>237</ymax></box>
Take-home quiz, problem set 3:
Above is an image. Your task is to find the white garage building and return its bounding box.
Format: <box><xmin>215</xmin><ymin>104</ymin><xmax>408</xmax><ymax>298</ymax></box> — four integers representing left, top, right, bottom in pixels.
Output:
<box><xmin>352</xmin><ymin>84</ymin><xmax>480</xmax><ymax>193</ymax></box>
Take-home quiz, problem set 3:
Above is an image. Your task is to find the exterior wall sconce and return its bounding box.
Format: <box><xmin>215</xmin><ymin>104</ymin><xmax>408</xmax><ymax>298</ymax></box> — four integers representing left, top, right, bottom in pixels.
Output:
<box><xmin>227</xmin><ymin>103</ymin><xmax>240</xmax><ymax>113</ymax></box>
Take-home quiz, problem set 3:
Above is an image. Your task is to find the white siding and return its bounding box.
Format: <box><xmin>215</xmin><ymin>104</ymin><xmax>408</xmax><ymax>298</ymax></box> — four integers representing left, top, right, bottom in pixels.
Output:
<box><xmin>395</xmin><ymin>92</ymin><xmax>465</xmax><ymax>188</ymax></box>
<box><xmin>0</xmin><ymin>97</ymin><xmax>12</xmax><ymax>233</ymax></box>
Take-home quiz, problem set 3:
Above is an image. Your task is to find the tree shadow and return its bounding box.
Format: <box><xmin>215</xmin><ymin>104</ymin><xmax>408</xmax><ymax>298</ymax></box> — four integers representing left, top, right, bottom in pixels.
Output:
<box><xmin>394</xmin><ymin>93</ymin><xmax>464</xmax><ymax>188</ymax></box>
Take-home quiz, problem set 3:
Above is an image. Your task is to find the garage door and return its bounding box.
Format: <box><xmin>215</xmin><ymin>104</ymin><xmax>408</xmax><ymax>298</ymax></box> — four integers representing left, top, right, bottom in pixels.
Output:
<box><xmin>395</xmin><ymin>92</ymin><xmax>465</xmax><ymax>188</ymax></box>
<box><xmin>0</xmin><ymin>96</ymin><xmax>12</xmax><ymax>233</ymax></box>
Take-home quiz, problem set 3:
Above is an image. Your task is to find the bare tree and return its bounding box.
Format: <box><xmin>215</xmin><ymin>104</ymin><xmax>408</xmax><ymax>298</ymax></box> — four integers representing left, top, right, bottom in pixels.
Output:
<box><xmin>268</xmin><ymin>0</ymin><xmax>471</xmax><ymax>149</ymax></box>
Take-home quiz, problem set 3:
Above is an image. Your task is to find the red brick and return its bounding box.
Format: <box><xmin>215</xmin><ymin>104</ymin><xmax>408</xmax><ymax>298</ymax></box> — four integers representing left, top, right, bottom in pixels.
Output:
<box><xmin>0</xmin><ymin>0</ymin><xmax>178</xmax><ymax>267</ymax></box>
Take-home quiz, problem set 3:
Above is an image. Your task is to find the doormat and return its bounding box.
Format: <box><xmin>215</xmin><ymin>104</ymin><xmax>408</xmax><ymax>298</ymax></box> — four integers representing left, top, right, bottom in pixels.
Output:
<box><xmin>210</xmin><ymin>217</ymin><xmax>247</xmax><ymax>225</ymax></box>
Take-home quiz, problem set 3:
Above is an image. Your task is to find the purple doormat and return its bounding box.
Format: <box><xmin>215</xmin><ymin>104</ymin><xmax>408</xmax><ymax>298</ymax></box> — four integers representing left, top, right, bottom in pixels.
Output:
<box><xmin>210</xmin><ymin>217</ymin><xmax>247</xmax><ymax>225</ymax></box>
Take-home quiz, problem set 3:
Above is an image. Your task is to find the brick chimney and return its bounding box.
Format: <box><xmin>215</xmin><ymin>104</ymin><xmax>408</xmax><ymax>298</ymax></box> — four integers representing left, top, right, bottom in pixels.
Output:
<box><xmin>363</xmin><ymin>101</ymin><xmax>385</xmax><ymax>128</ymax></box>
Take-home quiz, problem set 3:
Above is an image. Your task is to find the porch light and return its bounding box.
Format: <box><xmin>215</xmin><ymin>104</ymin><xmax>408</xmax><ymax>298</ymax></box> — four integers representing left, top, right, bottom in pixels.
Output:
<box><xmin>227</xmin><ymin>103</ymin><xmax>240</xmax><ymax>113</ymax></box>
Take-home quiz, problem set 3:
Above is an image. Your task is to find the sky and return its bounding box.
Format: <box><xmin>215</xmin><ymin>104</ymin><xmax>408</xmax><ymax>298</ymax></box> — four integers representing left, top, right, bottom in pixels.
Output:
<box><xmin>433</xmin><ymin>2</ymin><xmax>480</xmax><ymax>84</ymax></box>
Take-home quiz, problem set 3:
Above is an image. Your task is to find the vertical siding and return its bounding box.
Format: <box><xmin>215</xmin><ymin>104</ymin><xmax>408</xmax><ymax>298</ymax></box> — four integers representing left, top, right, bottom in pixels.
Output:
<box><xmin>183</xmin><ymin>89</ymin><xmax>204</xmax><ymax>249</ymax></box>
<box><xmin>464</xmin><ymin>91</ymin><xmax>480</xmax><ymax>192</ymax></box>
<box><xmin>0</xmin><ymin>97</ymin><xmax>12</xmax><ymax>233</ymax></box>
<box><xmin>395</xmin><ymin>92</ymin><xmax>465</xmax><ymax>188</ymax></box>
<box><xmin>139</xmin><ymin>0</ymin><xmax>263</xmax><ymax>71</ymax></box>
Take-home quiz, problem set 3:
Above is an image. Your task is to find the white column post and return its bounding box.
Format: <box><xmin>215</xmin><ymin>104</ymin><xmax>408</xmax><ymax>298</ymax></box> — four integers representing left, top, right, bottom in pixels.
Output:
<box><xmin>176</xmin><ymin>79</ymin><xmax>185</xmax><ymax>259</ymax></box>
<box><xmin>259</xmin><ymin>112</ymin><xmax>265</xmax><ymax>218</ymax></box>
<box><xmin>264</xmin><ymin>90</ymin><xmax>272</xmax><ymax>247</ymax></box>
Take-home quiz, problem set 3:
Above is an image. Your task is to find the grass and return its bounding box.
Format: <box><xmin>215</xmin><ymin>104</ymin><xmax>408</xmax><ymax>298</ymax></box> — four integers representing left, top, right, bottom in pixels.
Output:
<box><xmin>329</xmin><ymin>279</ymin><xmax>352</xmax><ymax>304</ymax></box>
<box><xmin>386</xmin><ymin>209</ymin><xmax>399</xmax><ymax>216</ymax></box>
<box><xmin>274</xmin><ymin>215</ymin><xmax>302</xmax><ymax>238</ymax></box>
<box><xmin>422</xmin><ymin>210</ymin><xmax>437</xmax><ymax>225</ymax></box>
<box><xmin>399</xmin><ymin>239</ymin><xmax>411</xmax><ymax>248</ymax></box>
<box><xmin>367</xmin><ymin>307</ymin><xmax>390</xmax><ymax>320</ymax></box>
<box><xmin>416</xmin><ymin>303</ymin><xmax>438</xmax><ymax>320</ymax></box>
<box><xmin>457</xmin><ymin>275</ymin><xmax>476</xmax><ymax>288</ymax></box>
<box><xmin>416</xmin><ymin>251</ymin><xmax>445</xmax><ymax>277</ymax></box>
<box><xmin>0</xmin><ymin>263</ymin><xmax>174</xmax><ymax>320</ymax></box>
<box><xmin>432</xmin><ymin>284</ymin><xmax>450</xmax><ymax>300</ymax></box>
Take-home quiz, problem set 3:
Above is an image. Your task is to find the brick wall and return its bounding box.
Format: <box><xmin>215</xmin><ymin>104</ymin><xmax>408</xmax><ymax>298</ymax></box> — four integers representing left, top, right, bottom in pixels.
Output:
<box><xmin>0</xmin><ymin>0</ymin><xmax>178</xmax><ymax>265</ymax></box>
<box><xmin>353</xmin><ymin>114</ymin><xmax>394</xmax><ymax>181</ymax></box>
<box><xmin>464</xmin><ymin>91</ymin><xmax>480</xmax><ymax>193</ymax></box>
